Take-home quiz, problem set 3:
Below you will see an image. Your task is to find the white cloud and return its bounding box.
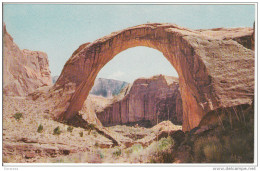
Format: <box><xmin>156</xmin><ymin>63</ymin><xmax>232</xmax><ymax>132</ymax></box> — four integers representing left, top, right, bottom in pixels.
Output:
<box><xmin>108</xmin><ymin>71</ymin><xmax>125</xmax><ymax>80</ymax></box>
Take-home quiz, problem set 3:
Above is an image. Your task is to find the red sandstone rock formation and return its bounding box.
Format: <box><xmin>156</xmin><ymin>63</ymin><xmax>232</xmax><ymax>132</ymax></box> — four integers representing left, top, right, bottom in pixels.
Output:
<box><xmin>3</xmin><ymin>24</ymin><xmax>52</xmax><ymax>96</ymax></box>
<box><xmin>51</xmin><ymin>23</ymin><xmax>254</xmax><ymax>131</ymax></box>
<box><xmin>197</xmin><ymin>27</ymin><xmax>254</xmax><ymax>50</ymax></box>
<box><xmin>96</xmin><ymin>75</ymin><xmax>183</xmax><ymax>127</ymax></box>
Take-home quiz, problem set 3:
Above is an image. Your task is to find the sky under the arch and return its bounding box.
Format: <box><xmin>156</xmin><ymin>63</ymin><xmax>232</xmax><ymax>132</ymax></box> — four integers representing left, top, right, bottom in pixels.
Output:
<box><xmin>3</xmin><ymin>4</ymin><xmax>255</xmax><ymax>83</ymax></box>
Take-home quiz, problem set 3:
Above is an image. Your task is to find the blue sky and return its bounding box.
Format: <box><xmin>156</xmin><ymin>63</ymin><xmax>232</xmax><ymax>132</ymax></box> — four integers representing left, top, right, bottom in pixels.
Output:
<box><xmin>3</xmin><ymin>4</ymin><xmax>255</xmax><ymax>83</ymax></box>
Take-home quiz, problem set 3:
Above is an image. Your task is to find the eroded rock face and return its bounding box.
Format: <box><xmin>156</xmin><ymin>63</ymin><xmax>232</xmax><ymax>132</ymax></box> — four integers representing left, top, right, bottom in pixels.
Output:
<box><xmin>197</xmin><ymin>27</ymin><xmax>254</xmax><ymax>50</ymax></box>
<box><xmin>96</xmin><ymin>75</ymin><xmax>183</xmax><ymax>127</ymax></box>
<box><xmin>51</xmin><ymin>23</ymin><xmax>254</xmax><ymax>131</ymax></box>
<box><xmin>3</xmin><ymin>24</ymin><xmax>52</xmax><ymax>96</ymax></box>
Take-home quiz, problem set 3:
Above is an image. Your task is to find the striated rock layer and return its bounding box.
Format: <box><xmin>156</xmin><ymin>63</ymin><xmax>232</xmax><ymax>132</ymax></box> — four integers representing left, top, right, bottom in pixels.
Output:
<box><xmin>96</xmin><ymin>75</ymin><xmax>183</xmax><ymax>127</ymax></box>
<box><xmin>51</xmin><ymin>23</ymin><xmax>254</xmax><ymax>131</ymax></box>
<box><xmin>3</xmin><ymin>24</ymin><xmax>52</xmax><ymax>96</ymax></box>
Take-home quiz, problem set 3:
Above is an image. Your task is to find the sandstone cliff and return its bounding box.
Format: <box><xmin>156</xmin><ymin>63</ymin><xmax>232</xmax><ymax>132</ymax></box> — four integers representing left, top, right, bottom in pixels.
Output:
<box><xmin>96</xmin><ymin>75</ymin><xmax>183</xmax><ymax>127</ymax></box>
<box><xmin>3</xmin><ymin>24</ymin><xmax>52</xmax><ymax>96</ymax></box>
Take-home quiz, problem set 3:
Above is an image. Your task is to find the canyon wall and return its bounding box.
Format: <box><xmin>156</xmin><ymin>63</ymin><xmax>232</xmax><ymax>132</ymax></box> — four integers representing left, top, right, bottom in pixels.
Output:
<box><xmin>96</xmin><ymin>75</ymin><xmax>183</xmax><ymax>127</ymax></box>
<box><xmin>3</xmin><ymin>24</ymin><xmax>52</xmax><ymax>96</ymax></box>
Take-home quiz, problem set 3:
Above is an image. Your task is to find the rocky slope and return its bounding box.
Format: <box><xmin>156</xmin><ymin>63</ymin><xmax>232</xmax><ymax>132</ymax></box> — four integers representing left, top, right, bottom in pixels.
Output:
<box><xmin>96</xmin><ymin>75</ymin><xmax>183</xmax><ymax>127</ymax></box>
<box><xmin>3</xmin><ymin>24</ymin><xmax>52</xmax><ymax>96</ymax></box>
<box><xmin>3</xmin><ymin>95</ymin><xmax>181</xmax><ymax>163</ymax></box>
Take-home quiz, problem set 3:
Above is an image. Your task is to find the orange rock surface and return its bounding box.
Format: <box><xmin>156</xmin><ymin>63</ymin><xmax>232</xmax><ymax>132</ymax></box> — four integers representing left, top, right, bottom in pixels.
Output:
<box><xmin>50</xmin><ymin>23</ymin><xmax>254</xmax><ymax>131</ymax></box>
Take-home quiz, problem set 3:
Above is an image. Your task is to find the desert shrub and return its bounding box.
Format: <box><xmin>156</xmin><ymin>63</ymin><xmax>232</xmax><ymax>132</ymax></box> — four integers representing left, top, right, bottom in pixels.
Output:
<box><xmin>92</xmin><ymin>131</ymin><xmax>98</xmax><ymax>137</ymax></box>
<box><xmin>148</xmin><ymin>137</ymin><xmax>175</xmax><ymax>163</ymax></box>
<box><xmin>87</xmin><ymin>123</ymin><xmax>96</xmax><ymax>130</ymax></box>
<box><xmin>113</xmin><ymin>148</ymin><xmax>121</xmax><ymax>157</ymax></box>
<box><xmin>149</xmin><ymin>150</ymin><xmax>174</xmax><ymax>163</ymax></box>
<box><xmin>131</xmin><ymin>144</ymin><xmax>143</xmax><ymax>154</ymax></box>
<box><xmin>157</xmin><ymin>137</ymin><xmax>174</xmax><ymax>151</ymax></box>
<box><xmin>125</xmin><ymin>143</ymin><xmax>143</xmax><ymax>157</ymax></box>
<box><xmin>53</xmin><ymin>126</ymin><xmax>61</xmax><ymax>135</ymax></box>
<box><xmin>194</xmin><ymin>136</ymin><xmax>222</xmax><ymax>163</ymax></box>
<box><xmin>225</xmin><ymin>130</ymin><xmax>254</xmax><ymax>163</ymax></box>
<box><xmin>94</xmin><ymin>142</ymin><xmax>99</xmax><ymax>147</ymax></box>
<box><xmin>79</xmin><ymin>131</ymin><xmax>83</xmax><ymax>137</ymax></box>
<box><xmin>67</xmin><ymin>126</ymin><xmax>74</xmax><ymax>132</ymax></box>
<box><xmin>203</xmin><ymin>143</ymin><xmax>222</xmax><ymax>162</ymax></box>
<box><xmin>97</xmin><ymin>150</ymin><xmax>104</xmax><ymax>159</ymax></box>
<box><xmin>37</xmin><ymin>124</ymin><xmax>43</xmax><ymax>133</ymax></box>
<box><xmin>13</xmin><ymin>112</ymin><xmax>23</xmax><ymax>120</ymax></box>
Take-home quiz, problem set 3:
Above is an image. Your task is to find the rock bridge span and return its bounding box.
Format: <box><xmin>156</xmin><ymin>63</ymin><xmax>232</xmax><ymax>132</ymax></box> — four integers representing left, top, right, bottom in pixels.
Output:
<box><xmin>51</xmin><ymin>23</ymin><xmax>254</xmax><ymax>131</ymax></box>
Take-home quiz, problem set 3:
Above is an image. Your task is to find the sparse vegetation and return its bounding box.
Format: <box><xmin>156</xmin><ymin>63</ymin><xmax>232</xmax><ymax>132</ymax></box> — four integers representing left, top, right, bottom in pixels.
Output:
<box><xmin>53</xmin><ymin>126</ymin><xmax>61</xmax><ymax>135</ymax></box>
<box><xmin>194</xmin><ymin>136</ymin><xmax>222</xmax><ymax>163</ymax></box>
<box><xmin>148</xmin><ymin>137</ymin><xmax>175</xmax><ymax>163</ymax></box>
<box><xmin>130</xmin><ymin>144</ymin><xmax>143</xmax><ymax>154</ymax></box>
<box><xmin>79</xmin><ymin>131</ymin><xmax>83</xmax><ymax>137</ymax></box>
<box><xmin>37</xmin><ymin>124</ymin><xmax>43</xmax><ymax>133</ymax></box>
<box><xmin>67</xmin><ymin>126</ymin><xmax>74</xmax><ymax>132</ymax></box>
<box><xmin>87</xmin><ymin>123</ymin><xmax>96</xmax><ymax>130</ymax></box>
<box><xmin>94</xmin><ymin>142</ymin><xmax>99</xmax><ymax>147</ymax></box>
<box><xmin>3</xmin><ymin>94</ymin><xmax>254</xmax><ymax>163</ymax></box>
<box><xmin>98</xmin><ymin>150</ymin><xmax>104</xmax><ymax>159</ymax></box>
<box><xmin>180</xmin><ymin>104</ymin><xmax>255</xmax><ymax>163</ymax></box>
<box><xmin>113</xmin><ymin>148</ymin><xmax>122</xmax><ymax>157</ymax></box>
<box><xmin>13</xmin><ymin>112</ymin><xmax>23</xmax><ymax>120</ymax></box>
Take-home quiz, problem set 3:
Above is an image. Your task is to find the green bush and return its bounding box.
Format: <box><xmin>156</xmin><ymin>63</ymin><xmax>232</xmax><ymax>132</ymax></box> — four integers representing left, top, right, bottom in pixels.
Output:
<box><xmin>131</xmin><ymin>144</ymin><xmax>143</xmax><ymax>154</ymax></box>
<box><xmin>157</xmin><ymin>137</ymin><xmax>174</xmax><ymax>151</ymax></box>
<box><xmin>203</xmin><ymin>143</ymin><xmax>222</xmax><ymax>162</ymax></box>
<box><xmin>148</xmin><ymin>137</ymin><xmax>175</xmax><ymax>163</ymax></box>
<box><xmin>98</xmin><ymin>150</ymin><xmax>104</xmax><ymax>159</ymax></box>
<box><xmin>37</xmin><ymin>124</ymin><xmax>43</xmax><ymax>133</ymax></box>
<box><xmin>53</xmin><ymin>126</ymin><xmax>61</xmax><ymax>135</ymax></box>
<box><xmin>149</xmin><ymin>149</ymin><xmax>174</xmax><ymax>163</ymax></box>
<box><xmin>13</xmin><ymin>112</ymin><xmax>23</xmax><ymax>120</ymax></box>
<box><xmin>113</xmin><ymin>148</ymin><xmax>121</xmax><ymax>157</ymax></box>
<box><xmin>194</xmin><ymin>136</ymin><xmax>222</xmax><ymax>163</ymax></box>
<box><xmin>67</xmin><ymin>126</ymin><xmax>74</xmax><ymax>133</ymax></box>
<box><xmin>94</xmin><ymin>142</ymin><xmax>99</xmax><ymax>147</ymax></box>
<box><xmin>87</xmin><ymin>124</ymin><xmax>96</xmax><ymax>130</ymax></box>
<box><xmin>79</xmin><ymin>131</ymin><xmax>83</xmax><ymax>137</ymax></box>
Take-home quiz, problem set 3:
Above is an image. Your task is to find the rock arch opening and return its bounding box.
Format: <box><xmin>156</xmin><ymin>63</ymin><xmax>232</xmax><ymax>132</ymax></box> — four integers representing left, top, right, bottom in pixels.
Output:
<box><xmin>52</xmin><ymin>23</ymin><xmax>254</xmax><ymax>131</ymax></box>
<box><xmin>88</xmin><ymin>46</ymin><xmax>182</xmax><ymax>127</ymax></box>
<box><xmin>94</xmin><ymin>46</ymin><xmax>179</xmax><ymax>83</ymax></box>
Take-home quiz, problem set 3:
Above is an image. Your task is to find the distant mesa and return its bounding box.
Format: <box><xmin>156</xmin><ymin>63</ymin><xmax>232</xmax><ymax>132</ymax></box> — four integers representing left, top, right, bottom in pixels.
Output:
<box><xmin>52</xmin><ymin>76</ymin><xmax>128</xmax><ymax>98</ymax></box>
<box><xmin>90</xmin><ymin>78</ymin><xmax>128</xmax><ymax>98</ymax></box>
<box><xmin>52</xmin><ymin>76</ymin><xmax>59</xmax><ymax>84</ymax></box>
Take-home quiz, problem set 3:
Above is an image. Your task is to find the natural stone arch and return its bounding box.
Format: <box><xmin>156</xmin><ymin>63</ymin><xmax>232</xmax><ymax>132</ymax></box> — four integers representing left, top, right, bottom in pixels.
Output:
<box><xmin>52</xmin><ymin>23</ymin><xmax>254</xmax><ymax>131</ymax></box>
